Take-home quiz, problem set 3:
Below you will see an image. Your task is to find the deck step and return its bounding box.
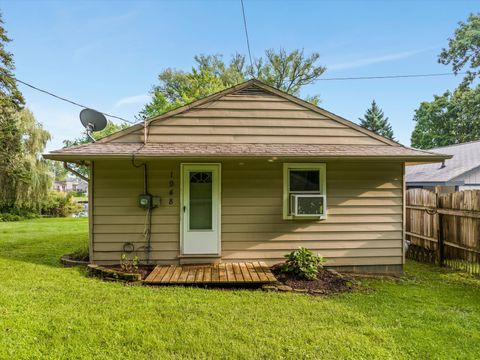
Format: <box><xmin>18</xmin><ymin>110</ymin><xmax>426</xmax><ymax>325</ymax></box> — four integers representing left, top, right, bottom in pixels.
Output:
<box><xmin>144</xmin><ymin>262</ymin><xmax>277</xmax><ymax>285</ymax></box>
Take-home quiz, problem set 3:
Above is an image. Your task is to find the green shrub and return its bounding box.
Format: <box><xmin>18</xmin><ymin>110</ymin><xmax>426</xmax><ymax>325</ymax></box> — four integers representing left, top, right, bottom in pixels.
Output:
<box><xmin>0</xmin><ymin>209</ymin><xmax>39</xmax><ymax>222</ymax></box>
<box><xmin>40</xmin><ymin>191</ymin><xmax>83</xmax><ymax>217</ymax></box>
<box><xmin>120</xmin><ymin>253</ymin><xmax>140</xmax><ymax>273</ymax></box>
<box><xmin>281</xmin><ymin>247</ymin><xmax>325</xmax><ymax>280</ymax></box>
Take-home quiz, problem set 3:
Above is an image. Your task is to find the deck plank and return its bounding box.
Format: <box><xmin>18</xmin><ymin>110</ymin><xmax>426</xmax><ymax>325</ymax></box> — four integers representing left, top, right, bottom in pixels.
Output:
<box><xmin>177</xmin><ymin>267</ymin><xmax>190</xmax><ymax>283</ymax></box>
<box><xmin>226</xmin><ymin>263</ymin><xmax>235</xmax><ymax>282</ymax></box>
<box><xmin>203</xmin><ymin>267</ymin><xmax>212</xmax><ymax>282</ymax></box>
<box><xmin>186</xmin><ymin>267</ymin><xmax>197</xmax><ymax>283</ymax></box>
<box><xmin>195</xmin><ymin>267</ymin><xmax>204</xmax><ymax>282</ymax></box>
<box><xmin>168</xmin><ymin>266</ymin><xmax>182</xmax><ymax>283</ymax></box>
<box><xmin>211</xmin><ymin>265</ymin><xmax>219</xmax><ymax>282</ymax></box>
<box><xmin>232</xmin><ymin>263</ymin><xmax>244</xmax><ymax>282</ymax></box>
<box><xmin>253</xmin><ymin>262</ymin><xmax>269</xmax><ymax>282</ymax></box>
<box><xmin>240</xmin><ymin>262</ymin><xmax>252</xmax><ymax>282</ymax></box>
<box><xmin>161</xmin><ymin>266</ymin><xmax>177</xmax><ymax>283</ymax></box>
<box><xmin>246</xmin><ymin>262</ymin><xmax>261</xmax><ymax>282</ymax></box>
<box><xmin>218</xmin><ymin>263</ymin><xmax>227</xmax><ymax>282</ymax></box>
<box><xmin>153</xmin><ymin>266</ymin><xmax>170</xmax><ymax>282</ymax></box>
<box><xmin>260</xmin><ymin>262</ymin><xmax>277</xmax><ymax>282</ymax></box>
<box><xmin>144</xmin><ymin>266</ymin><xmax>161</xmax><ymax>282</ymax></box>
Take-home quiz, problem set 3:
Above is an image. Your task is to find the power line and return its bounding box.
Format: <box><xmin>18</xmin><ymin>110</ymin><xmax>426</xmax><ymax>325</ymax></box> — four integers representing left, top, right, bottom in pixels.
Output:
<box><xmin>240</xmin><ymin>0</ymin><xmax>253</xmax><ymax>70</ymax></box>
<box><xmin>318</xmin><ymin>72</ymin><xmax>467</xmax><ymax>81</ymax></box>
<box><xmin>12</xmin><ymin>76</ymin><xmax>136</xmax><ymax>124</ymax></box>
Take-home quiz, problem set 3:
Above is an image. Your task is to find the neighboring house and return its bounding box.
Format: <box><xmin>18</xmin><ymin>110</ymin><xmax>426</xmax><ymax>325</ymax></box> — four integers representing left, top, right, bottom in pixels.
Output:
<box><xmin>53</xmin><ymin>177</ymin><xmax>88</xmax><ymax>193</ymax></box>
<box><xmin>45</xmin><ymin>80</ymin><xmax>447</xmax><ymax>273</ymax></box>
<box><xmin>406</xmin><ymin>140</ymin><xmax>480</xmax><ymax>193</ymax></box>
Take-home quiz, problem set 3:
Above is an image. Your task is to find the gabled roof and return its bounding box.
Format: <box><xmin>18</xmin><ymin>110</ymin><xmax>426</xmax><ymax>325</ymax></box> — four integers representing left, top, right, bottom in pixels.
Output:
<box><xmin>45</xmin><ymin>79</ymin><xmax>449</xmax><ymax>162</ymax></box>
<box><xmin>406</xmin><ymin>140</ymin><xmax>480</xmax><ymax>184</ymax></box>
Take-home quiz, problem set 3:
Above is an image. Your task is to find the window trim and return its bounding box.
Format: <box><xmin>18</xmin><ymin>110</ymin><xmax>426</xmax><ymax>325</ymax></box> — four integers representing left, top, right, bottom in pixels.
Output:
<box><xmin>283</xmin><ymin>163</ymin><xmax>327</xmax><ymax>220</ymax></box>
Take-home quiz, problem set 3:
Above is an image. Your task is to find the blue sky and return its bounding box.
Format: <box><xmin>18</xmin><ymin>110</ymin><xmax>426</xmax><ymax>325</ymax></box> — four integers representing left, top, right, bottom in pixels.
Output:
<box><xmin>1</xmin><ymin>0</ymin><xmax>478</xmax><ymax>150</ymax></box>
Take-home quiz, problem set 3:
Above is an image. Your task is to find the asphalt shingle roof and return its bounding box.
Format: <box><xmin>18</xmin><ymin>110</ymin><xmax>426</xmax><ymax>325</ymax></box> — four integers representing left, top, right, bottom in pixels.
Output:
<box><xmin>46</xmin><ymin>142</ymin><xmax>447</xmax><ymax>159</ymax></box>
<box><xmin>406</xmin><ymin>140</ymin><xmax>480</xmax><ymax>183</ymax></box>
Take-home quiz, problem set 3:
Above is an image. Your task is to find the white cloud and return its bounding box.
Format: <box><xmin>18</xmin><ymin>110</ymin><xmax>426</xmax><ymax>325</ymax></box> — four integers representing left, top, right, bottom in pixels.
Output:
<box><xmin>114</xmin><ymin>94</ymin><xmax>151</xmax><ymax>108</ymax></box>
<box><xmin>327</xmin><ymin>49</ymin><xmax>428</xmax><ymax>71</ymax></box>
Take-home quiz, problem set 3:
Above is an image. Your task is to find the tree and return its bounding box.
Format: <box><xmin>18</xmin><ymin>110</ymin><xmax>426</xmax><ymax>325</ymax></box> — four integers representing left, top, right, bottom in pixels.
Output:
<box><xmin>411</xmin><ymin>87</ymin><xmax>480</xmax><ymax>149</ymax></box>
<box><xmin>411</xmin><ymin>13</ymin><xmax>480</xmax><ymax>149</ymax></box>
<box><xmin>0</xmin><ymin>12</ymin><xmax>24</xmax><ymax>109</ymax></box>
<box><xmin>140</xmin><ymin>49</ymin><xmax>326</xmax><ymax>119</ymax></box>
<box><xmin>62</xmin><ymin>120</ymin><xmax>129</xmax><ymax>177</ymax></box>
<box><xmin>0</xmin><ymin>14</ymin><xmax>50</xmax><ymax>213</ymax></box>
<box><xmin>439</xmin><ymin>13</ymin><xmax>480</xmax><ymax>88</ymax></box>
<box><xmin>0</xmin><ymin>108</ymin><xmax>51</xmax><ymax>211</ymax></box>
<box><xmin>48</xmin><ymin>160</ymin><xmax>68</xmax><ymax>181</ymax></box>
<box><xmin>358</xmin><ymin>100</ymin><xmax>395</xmax><ymax>140</ymax></box>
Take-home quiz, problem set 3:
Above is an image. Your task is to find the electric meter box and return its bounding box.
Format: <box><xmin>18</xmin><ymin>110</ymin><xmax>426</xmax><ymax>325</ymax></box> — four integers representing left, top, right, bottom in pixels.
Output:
<box><xmin>138</xmin><ymin>194</ymin><xmax>160</xmax><ymax>209</ymax></box>
<box><xmin>138</xmin><ymin>194</ymin><xmax>151</xmax><ymax>209</ymax></box>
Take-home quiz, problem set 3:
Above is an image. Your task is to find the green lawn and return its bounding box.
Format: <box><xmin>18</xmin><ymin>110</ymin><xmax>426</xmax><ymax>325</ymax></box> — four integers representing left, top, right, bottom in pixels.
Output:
<box><xmin>1</xmin><ymin>219</ymin><xmax>480</xmax><ymax>359</ymax></box>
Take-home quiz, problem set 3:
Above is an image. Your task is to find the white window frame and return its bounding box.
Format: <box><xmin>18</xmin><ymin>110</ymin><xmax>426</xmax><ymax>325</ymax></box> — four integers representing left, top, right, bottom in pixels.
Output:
<box><xmin>283</xmin><ymin>163</ymin><xmax>327</xmax><ymax>220</ymax></box>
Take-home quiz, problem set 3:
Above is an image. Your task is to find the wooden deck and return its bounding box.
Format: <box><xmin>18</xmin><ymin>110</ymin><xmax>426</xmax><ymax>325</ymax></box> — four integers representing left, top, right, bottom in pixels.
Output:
<box><xmin>144</xmin><ymin>262</ymin><xmax>277</xmax><ymax>285</ymax></box>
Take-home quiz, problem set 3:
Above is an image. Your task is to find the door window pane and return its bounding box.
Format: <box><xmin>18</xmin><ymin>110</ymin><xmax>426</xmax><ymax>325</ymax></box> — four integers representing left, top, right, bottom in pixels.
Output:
<box><xmin>289</xmin><ymin>170</ymin><xmax>320</xmax><ymax>192</ymax></box>
<box><xmin>189</xmin><ymin>172</ymin><xmax>212</xmax><ymax>230</ymax></box>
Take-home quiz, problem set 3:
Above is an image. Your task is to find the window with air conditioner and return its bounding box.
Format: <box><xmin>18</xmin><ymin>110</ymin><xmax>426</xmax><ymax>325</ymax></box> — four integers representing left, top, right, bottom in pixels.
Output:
<box><xmin>283</xmin><ymin>163</ymin><xmax>327</xmax><ymax>219</ymax></box>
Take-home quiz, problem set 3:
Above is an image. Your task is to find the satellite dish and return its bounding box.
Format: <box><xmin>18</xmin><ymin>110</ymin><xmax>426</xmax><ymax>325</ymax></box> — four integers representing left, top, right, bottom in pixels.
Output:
<box><xmin>79</xmin><ymin>109</ymin><xmax>107</xmax><ymax>142</ymax></box>
<box><xmin>80</xmin><ymin>109</ymin><xmax>107</xmax><ymax>132</ymax></box>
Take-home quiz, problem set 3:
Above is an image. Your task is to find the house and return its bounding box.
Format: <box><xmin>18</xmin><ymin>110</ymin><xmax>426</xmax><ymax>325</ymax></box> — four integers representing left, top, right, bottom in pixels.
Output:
<box><xmin>44</xmin><ymin>80</ymin><xmax>448</xmax><ymax>274</ymax></box>
<box><xmin>53</xmin><ymin>176</ymin><xmax>88</xmax><ymax>193</ymax></box>
<box><xmin>406</xmin><ymin>140</ymin><xmax>480</xmax><ymax>193</ymax></box>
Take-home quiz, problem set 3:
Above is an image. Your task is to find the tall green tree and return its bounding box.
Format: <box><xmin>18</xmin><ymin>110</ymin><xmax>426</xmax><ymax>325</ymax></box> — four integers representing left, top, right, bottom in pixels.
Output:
<box><xmin>439</xmin><ymin>13</ymin><xmax>480</xmax><ymax>88</ymax></box>
<box><xmin>0</xmin><ymin>12</ymin><xmax>24</xmax><ymax>109</ymax></box>
<box><xmin>140</xmin><ymin>49</ymin><xmax>326</xmax><ymax>119</ymax></box>
<box><xmin>0</xmin><ymin>108</ymin><xmax>51</xmax><ymax>210</ymax></box>
<box><xmin>411</xmin><ymin>87</ymin><xmax>480</xmax><ymax>149</ymax></box>
<box><xmin>358</xmin><ymin>100</ymin><xmax>395</xmax><ymax>140</ymax></box>
<box><xmin>0</xmin><ymin>13</ymin><xmax>51</xmax><ymax>212</ymax></box>
<box><xmin>411</xmin><ymin>13</ymin><xmax>480</xmax><ymax>149</ymax></box>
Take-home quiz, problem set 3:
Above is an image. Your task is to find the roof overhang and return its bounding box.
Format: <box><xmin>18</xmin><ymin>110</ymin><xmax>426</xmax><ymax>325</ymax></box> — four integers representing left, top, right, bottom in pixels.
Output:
<box><xmin>44</xmin><ymin>153</ymin><xmax>450</xmax><ymax>163</ymax></box>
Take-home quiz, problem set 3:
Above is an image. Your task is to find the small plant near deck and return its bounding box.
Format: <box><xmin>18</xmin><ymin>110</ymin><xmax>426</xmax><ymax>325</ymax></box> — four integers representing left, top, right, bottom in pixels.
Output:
<box><xmin>120</xmin><ymin>253</ymin><xmax>139</xmax><ymax>273</ymax></box>
<box><xmin>281</xmin><ymin>247</ymin><xmax>325</xmax><ymax>280</ymax></box>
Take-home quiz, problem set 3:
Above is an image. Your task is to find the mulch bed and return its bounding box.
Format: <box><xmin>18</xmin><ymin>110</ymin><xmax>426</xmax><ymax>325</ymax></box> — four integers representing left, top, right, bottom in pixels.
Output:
<box><xmin>270</xmin><ymin>264</ymin><xmax>358</xmax><ymax>295</ymax></box>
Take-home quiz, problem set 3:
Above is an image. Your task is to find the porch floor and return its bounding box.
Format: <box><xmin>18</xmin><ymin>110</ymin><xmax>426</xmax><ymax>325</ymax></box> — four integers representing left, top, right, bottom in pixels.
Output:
<box><xmin>144</xmin><ymin>262</ymin><xmax>277</xmax><ymax>285</ymax></box>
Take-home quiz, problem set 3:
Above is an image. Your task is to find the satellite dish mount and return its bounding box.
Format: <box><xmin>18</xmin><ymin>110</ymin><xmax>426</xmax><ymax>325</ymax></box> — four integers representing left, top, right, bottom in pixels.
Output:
<box><xmin>79</xmin><ymin>108</ymin><xmax>107</xmax><ymax>142</ymax></box>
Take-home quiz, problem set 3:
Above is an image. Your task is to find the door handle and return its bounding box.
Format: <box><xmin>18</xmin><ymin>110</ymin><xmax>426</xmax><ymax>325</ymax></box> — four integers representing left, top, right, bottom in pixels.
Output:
<box><xmin>183</xmin><ymin>206</ymin><xmax>186</xmax><ymax>213</ymax></box>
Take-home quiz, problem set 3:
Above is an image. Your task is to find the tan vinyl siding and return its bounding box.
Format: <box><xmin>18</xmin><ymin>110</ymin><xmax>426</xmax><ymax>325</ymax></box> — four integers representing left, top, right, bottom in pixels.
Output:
<box><xmin>92</xmin><ymin>159</ymin><xmax>403</xmax><ymax>267</ymax></box>
<box><xmin>112</xmin><ymin>93</ymin><xmax>390</xmax><ymax>146</ymax></box>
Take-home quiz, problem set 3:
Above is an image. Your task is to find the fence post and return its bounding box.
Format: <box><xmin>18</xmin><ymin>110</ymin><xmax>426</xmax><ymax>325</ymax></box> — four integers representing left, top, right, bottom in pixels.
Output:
<box><xmin>436</xmin><ymin>193</ymin><xmax>445</xmax><ymax>267</ymax></box>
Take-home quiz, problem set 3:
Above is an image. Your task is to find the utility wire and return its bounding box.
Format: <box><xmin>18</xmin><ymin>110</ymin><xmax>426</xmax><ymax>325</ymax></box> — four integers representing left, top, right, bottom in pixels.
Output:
<box><xmin>12</xmin><ymin>76</ymin><xmax>136</xmax><ymax>124</ymax></box>
<box><xmin>9</xmin><ymin>71</ymin><xmax>466</xmax><ymax>125</ymax></box>
<box><xmin>240</xmin><ymin>0</ymin><xmax>253</xmax><ymax>70</ymax></box>
<box><xmin>318</xmin><ymin>72</ymin><xmax>467</xmax><ymax>81</ymax></box>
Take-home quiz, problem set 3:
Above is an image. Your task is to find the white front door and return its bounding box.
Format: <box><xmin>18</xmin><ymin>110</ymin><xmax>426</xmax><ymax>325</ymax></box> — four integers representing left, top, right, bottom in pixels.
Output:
<box><xmin>181</xmin><ymin>164</ymin><xmax>221</xmax><ymax>255</ymax></box>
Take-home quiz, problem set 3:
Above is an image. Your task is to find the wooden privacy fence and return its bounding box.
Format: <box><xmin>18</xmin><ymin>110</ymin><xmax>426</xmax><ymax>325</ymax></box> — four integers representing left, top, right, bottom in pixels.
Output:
<box><xmin>406</xmin><ymin>189</ymin><xmax>480</xmax><ymax>275</ymax></box>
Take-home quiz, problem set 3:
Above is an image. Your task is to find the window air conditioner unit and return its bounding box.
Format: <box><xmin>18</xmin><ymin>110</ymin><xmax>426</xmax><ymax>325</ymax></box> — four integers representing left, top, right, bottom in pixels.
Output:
<box><xmin>290</xmin><ymin>194</ymin><xmax>326</xmax><ymax>217</ymax></box>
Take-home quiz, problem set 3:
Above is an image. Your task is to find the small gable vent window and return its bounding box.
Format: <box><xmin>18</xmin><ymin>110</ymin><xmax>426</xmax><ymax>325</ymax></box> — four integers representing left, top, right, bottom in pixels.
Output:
<box><xmin>283</xmin><ymin>163</ymin><xmax>327</xmax><ymax>220</ymax></box>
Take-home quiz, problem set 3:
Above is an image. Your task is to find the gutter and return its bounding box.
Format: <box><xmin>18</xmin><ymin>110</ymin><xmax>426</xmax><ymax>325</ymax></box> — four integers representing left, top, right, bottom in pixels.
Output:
<box><xmin>44</xmin><ymin>154</ymin><xmax>452</xmax><ymax>162</ymax></box>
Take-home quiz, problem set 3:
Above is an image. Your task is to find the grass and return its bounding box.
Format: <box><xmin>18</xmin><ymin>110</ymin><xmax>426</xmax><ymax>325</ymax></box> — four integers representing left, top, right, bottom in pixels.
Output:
<box><xmin>1</xmin><ymin>218</ymin><xmax>480</xmax><ymax>359</ymax></box>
